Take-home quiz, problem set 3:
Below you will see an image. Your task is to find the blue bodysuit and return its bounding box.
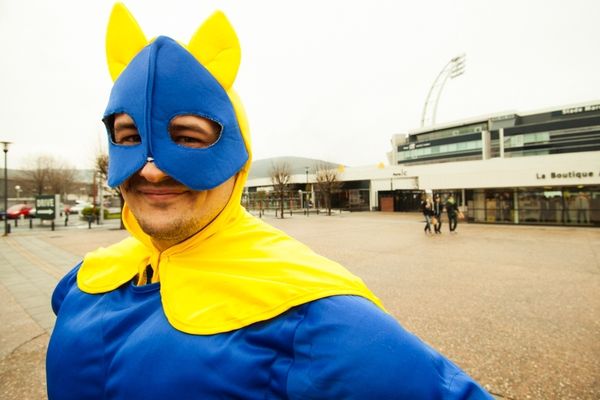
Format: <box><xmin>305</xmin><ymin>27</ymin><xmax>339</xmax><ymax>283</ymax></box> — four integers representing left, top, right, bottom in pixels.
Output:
<box><xmin>47</xmin><ymin>265</ymin><xmax>491</xmax><ymax>399</ymax></box>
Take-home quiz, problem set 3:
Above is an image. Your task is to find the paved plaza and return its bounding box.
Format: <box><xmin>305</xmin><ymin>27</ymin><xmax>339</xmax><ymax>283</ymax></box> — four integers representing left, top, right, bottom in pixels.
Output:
<box><xmin>0</xmin><ymin>212</ymin><xmax>599</xmax><ymax>399</ymax></box>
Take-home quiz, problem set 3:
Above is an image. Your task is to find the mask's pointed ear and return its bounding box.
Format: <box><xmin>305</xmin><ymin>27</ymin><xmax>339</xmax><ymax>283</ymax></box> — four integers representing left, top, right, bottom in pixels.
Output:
<box><xmin>106</xmin><ymin>3</ymin><xmax>148</xmax><ymax>81</ymax></box>
<box><xmin>188</xmin><ymin>11</ymin><xmax>241</xmax><ymax>90</ymax></box>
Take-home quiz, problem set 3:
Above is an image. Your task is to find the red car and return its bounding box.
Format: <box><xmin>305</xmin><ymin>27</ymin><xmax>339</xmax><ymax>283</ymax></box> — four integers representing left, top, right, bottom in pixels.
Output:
<box><xmin>6</xmin><ymin>204</ymin><xmax>33</xmax><ymax>219</ymax></box>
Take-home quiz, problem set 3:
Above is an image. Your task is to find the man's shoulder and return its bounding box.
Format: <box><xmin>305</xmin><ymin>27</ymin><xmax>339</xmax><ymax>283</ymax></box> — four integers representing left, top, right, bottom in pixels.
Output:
<box><xmin>303</xmin><ymin>295</ymin><xmax>388</xmax><ymax>320</ymax></box>
<box><xmin>51</xmin><ymin>263</ymin><xmax>82</xmax><ymax>315</ymax></box>
<box><xmin>294</xmin><ymin>295</ymin><xmax>408</xmax><ymax>351</ymax></box>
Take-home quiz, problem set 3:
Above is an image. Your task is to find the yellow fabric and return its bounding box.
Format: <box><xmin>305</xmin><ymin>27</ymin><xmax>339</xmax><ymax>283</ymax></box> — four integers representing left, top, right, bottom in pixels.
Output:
<box><xmin>106</xmin><ymin>3</ymin><xmax>148</xmax><ymax>81</ymax></box>
<box><xmin>79</xmin><ymin>205</ymin><xmax>384</xmax><ymax>334</ymax></box>
<box><xmin>106</xmin><ymin>4</ymin><xmax>240</xmax><ymax>90</ymax></box>
<box><xmin>188</xmin><ymin>11</ymin><xmax>241</xmax><ymax>90</ymax></box>
<box><xmin>78</xmin><ymin>3</ymin><xmax>384</xmax><ymax>335</ymax></box>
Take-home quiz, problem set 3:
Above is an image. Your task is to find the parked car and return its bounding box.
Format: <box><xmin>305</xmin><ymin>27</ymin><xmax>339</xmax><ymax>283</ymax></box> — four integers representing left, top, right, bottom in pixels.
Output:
<box><xmin>68</xmin><ymin>201</ymin><xmax>92</xmax><ymax>216</ymax></box>
<box><xmin>6</xmin><ymin>204</ymin><xmax>33</xmax><ymax>219</ymax></box>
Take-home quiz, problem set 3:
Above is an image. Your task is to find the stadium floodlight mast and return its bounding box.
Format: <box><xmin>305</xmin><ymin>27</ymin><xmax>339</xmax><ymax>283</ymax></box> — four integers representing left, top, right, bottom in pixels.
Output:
<box><xmin>420</xmin><ymin>53</ymin><xmax>466</xmax><ymax>127</ymax></box>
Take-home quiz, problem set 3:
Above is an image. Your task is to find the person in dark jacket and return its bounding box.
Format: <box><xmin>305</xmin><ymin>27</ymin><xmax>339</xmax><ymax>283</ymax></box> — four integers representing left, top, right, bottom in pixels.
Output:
<box><xmin>421</xmin><ymin>196</ymin><xmax>434</xmax><ymax>234</ymax></box>
<box><xmin>446</xmin><ymin>194</ymin><xmax>459</xmax><ymax>233</ymax></box>
<box><xmin>433</xmin><ymin>194</ymin><xmax>443</xmax><ymax>233</ymax></box>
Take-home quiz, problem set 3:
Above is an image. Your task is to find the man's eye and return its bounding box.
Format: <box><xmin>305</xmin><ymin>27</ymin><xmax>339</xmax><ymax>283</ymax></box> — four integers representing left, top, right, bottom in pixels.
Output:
<box><xmin>115</xmin><ymin>132</ymin><xmax>141</xmax><ymax>145</ymax></box>
<box><xmin>176</xmin><ymin>136</ymin><xmax>202</xmax><ymax>144</ymax></box>
<box><xmin>171</xmin><ymin>133</ymin><xmax>212</xmax><ymax>148</ymax></box>
<box><xmin>168</xmin><ymin>115</ymin><xmax>221</xmax><ymax>149</ymax></box>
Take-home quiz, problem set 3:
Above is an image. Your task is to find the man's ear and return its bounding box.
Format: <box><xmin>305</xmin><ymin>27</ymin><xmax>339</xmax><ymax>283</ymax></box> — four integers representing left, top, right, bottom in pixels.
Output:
<box><xmin>187</xmin><ymin>11</ymin><xmax>241</xmax><ymax>90</ymax></box>
<box><xmin>106</xmin><ymin>2</ymin><xmax>148</xmax><ymax>81</ymax></box>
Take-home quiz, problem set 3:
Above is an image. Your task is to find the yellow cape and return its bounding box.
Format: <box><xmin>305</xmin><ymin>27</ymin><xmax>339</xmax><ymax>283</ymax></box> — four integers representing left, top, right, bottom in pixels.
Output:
<box><xmin>77</xmin><ymin>4</ymin><xmax>383</xmax><ymax>335</ymax></box>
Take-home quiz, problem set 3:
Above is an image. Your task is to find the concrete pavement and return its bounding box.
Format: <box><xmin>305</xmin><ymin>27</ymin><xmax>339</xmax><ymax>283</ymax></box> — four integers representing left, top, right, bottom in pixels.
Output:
<box><xmin>1</xmin><ymin>212</ymin><xmax>599</xmax><ymax>399</ymax></box>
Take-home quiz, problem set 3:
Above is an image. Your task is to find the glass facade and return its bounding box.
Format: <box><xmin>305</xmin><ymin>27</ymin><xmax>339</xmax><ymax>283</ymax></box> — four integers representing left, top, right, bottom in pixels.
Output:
<box><xmin>393</xmin><ymin>104</ymin><xmax>600</xmax><ymax>165</ymax></box>
<box><xmin>465</xmin><ymin>186</ymin><xmax>600</xmax><ymax>226</ymax></box>
<box><xmin>331</xmin><ymin>188</ymin><xmax>370</xmax><ymax>211</ymax></box>
<box><xmin>502</xmin><ymin>117</ymin><xmax>600</xmax><ymax>158</ymax></box>
<box><xmin>397</xmin><ymin>139</ymin><xmax>482</xmax><ymax>162</ymax></box>
<box><xmin>396</xmin><ymin>122</ymin><xmax>487</xmax><ymax>165</ymax></box>
<box><xmin>504</xmin><ymin>126</ymin><xmax>600</xmax><ymax>157</ymax></box>
<box><xmin>415</xmin><ymin>123</ymin><xmax>486</xmax><ymax>142</ymax></box>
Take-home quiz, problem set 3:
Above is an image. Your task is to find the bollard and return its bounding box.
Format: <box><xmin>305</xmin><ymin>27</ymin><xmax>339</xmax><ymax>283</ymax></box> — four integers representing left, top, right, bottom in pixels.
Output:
<box><xmin>14</xmin><ymin>219</ymin><xmax>18</xmax><ymax>228</ymax></box>
<box><xmin>29</xmin><ymin>219</ymin><xmax>33</xmax><ymax>229</ymax></box>
<box><xmin>88</xmin><ymin>216</ymin><xmax>93</xmax><ymax>229</ymax></box>
<box><xmin>51</xmin><ymin>221</ymin><xmax>55</xmax><ymax>231</ymax></box>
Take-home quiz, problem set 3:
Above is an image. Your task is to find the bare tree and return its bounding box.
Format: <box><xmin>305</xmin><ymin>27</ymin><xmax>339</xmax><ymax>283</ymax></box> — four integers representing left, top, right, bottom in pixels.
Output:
<box><xmin>47</xmin><ymin>166</ymin><xmax>76</xmax><ymax>199</ymax></box>
<box><xmin>22</xmin><ymin>154</ymin><xmax>75</xmax><ymax>197</ymax></box>
<box><xmin>314</xmin><ymin>162</ymin><xmax>342</xmax><ymax>216</ymax></box>
<box><xmin>269</xmin><ymin>162</ymin><xmax>291</xmax><ymax>219</ymax></box>
<box><xmin>22</xmin><ymin>155</ymin><xmax>51</xmax><ymax>195</ymax></box>
<box><xmin>95</xmin><ymin>152</ymin><xmax>125</xmax><ymax>229</ymax></box>
<box><xmin>95</xmin><ymin>153</ymin><xmax>108</xmax><ymax>180</ymax></box>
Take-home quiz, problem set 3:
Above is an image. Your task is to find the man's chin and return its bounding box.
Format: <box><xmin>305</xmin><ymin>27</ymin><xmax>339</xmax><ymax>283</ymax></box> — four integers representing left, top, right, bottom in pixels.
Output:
<box><xmin>138</xmin><ymin>220</ymin><xmax>177</xmax><ymax>239</ymax></box>
<box><xmin>136</xmin><ymin>215</ymin><xmax>204</xmax><ymax>243</ymax></box>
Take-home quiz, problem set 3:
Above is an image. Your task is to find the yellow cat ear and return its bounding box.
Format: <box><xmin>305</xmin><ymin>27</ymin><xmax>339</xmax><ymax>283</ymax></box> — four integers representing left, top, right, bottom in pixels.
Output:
<box><xmin>106</xmin><ymin>3</ymin><xmax>148</xmax><ymax>81</ymax></box>
<box><xmin>188</xmin><ymin>11</ymin><xmax>241</xmax><ymax>90</ymax></box>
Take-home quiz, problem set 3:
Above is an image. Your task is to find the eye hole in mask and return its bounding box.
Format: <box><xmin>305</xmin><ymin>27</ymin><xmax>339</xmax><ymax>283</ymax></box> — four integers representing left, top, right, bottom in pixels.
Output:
<box><xmin>168</xmin><ymin>114</ymin><xmax>222</xmax><ymax>149</ymax></box>
<box><xmin>104</xmin><ymin>113</ymin><xmax>141</xmax><ymax>147</ymax></box>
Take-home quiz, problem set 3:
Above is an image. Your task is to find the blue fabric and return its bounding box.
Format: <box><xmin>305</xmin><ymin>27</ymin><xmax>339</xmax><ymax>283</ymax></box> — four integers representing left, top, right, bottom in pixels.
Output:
<box><xmin>47</xmin><ymin>266</ymin><xmax>492</xmax><ymax>399</ymax></box>
<box><xmin>103</xmin><ymin>36</ymin><xmax>248</xmax><ymax>191</ymax></box>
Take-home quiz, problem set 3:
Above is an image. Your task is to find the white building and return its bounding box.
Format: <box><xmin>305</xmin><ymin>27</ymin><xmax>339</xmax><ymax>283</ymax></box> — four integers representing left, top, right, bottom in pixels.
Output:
<box><xmin>246</xmin><ymin>100</ymin><xmax>600</xmax><ymax>226</ymax></box>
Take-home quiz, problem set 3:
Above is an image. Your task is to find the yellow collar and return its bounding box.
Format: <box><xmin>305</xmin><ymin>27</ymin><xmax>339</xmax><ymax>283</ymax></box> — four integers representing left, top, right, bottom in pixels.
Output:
<box><xmin>78</xmin><ymin>206</ymin><xmax>383</xmax><ymax>335</ymax></box>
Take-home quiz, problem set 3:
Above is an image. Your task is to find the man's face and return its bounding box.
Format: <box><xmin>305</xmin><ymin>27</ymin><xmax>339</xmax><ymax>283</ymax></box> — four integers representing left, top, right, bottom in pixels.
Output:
<box><xmin>113</xmin><ymin>113</ymin><xmax>235</xmax><ymax>249</ymax></box>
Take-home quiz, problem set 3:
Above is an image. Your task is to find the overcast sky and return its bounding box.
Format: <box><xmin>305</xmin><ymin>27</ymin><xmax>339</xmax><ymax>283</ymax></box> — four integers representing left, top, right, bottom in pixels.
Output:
<box><xmin>1</xmin><ymin>0</ymin><xmax>599</xmax><ymax>170</ymax></box>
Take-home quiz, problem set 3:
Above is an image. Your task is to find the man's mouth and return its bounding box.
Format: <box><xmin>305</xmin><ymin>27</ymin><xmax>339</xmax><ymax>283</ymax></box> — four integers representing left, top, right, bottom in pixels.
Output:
<box><xmin>135</xmin><ymin>186</ymin><xmax>189</xmax><ymax>201</ymax></box>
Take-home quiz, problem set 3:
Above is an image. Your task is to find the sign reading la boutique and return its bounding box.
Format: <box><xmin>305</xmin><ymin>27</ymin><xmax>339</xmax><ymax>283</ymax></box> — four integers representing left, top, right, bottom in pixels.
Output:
<box><xmin>536</xmin><ymin>170</ymin><xmax>596</xmax><ymax>180</ymax></box>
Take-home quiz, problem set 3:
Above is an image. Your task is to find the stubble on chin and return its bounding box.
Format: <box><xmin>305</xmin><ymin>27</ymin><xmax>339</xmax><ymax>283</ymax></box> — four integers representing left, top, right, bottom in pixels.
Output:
<box><xmin>136</xmin><ymin>213</ymin><xmax>203</xmax><ymax>242</ymax></box>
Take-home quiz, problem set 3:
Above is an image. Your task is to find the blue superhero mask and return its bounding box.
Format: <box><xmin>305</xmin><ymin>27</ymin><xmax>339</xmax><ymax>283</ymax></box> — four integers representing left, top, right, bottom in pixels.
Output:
<box><xmin>103</xmin><ymin>35</ymin><xmax>248</xmax><ymax>191</ymax></box>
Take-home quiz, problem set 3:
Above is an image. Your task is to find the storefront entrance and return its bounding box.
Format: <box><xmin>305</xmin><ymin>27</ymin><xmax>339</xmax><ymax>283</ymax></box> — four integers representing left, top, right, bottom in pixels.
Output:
<box><xmin>465</xmin><ymin>186</ymin><xmax>599</xmax><ymax>226</ymax></box>
<box><xmin>378</xmin><ymin>190</ymin><xmax>424</xmax><ymax>212</ymax></box>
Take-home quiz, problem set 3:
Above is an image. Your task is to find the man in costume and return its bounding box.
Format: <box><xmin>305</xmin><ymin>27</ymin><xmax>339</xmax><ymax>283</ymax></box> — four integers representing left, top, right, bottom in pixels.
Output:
<box><xmin>46</xmin><ymin>4</ymin><xmax>492</xmax><ymax>399</ymax></box>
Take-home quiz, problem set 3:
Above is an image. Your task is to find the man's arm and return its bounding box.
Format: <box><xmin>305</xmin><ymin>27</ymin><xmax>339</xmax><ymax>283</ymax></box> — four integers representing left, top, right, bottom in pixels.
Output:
<box><xmin>287</xmin><ymin>295</ymin><xmax>492</xmax><ymax>399</ymax></box>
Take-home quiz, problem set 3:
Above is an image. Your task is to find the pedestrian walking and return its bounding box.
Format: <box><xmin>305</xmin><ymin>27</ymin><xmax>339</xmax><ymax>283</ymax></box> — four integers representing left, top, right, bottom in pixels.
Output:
<box><xmin>433</xmin><ymin>194</ymin><xmax>443</xmax><ymax>234</ymax></box>
<box><xmin>421</xmin><ymin>196</ymin><xmax>434</xmax><ymax>234</ymax></box>
<box><xmin>446</xmin><ymin>194</ymin><xmax>459</xmax><ymax>233</ymax></box>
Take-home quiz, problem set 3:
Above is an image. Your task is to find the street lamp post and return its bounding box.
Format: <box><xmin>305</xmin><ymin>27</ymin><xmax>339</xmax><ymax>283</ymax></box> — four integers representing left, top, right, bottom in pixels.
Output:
<box><xmin>305</xmin><ymin>166</ymin><xmax>309</xmax><ymax>217</ymax></box>
<box><xmin>2</xmin><ymin>141</ymin><xmax>12</xmax><ymax>236</ymax></box>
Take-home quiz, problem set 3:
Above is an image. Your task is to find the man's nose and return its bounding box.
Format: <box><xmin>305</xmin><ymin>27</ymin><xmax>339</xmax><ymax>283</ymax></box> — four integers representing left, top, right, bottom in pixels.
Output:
<box><xmin>138</xmin><ymin>159</ymin><xmax>169</xmax><ymax>183</ymax></box>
